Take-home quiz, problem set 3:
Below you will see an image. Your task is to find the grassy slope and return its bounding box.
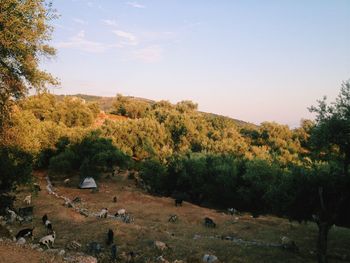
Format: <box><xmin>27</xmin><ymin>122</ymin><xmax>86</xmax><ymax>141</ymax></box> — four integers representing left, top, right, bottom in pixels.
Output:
<box><xmin>3</xmin><ymin>171</ymin><xmax>350</xmax><ymax>263</ymax></box>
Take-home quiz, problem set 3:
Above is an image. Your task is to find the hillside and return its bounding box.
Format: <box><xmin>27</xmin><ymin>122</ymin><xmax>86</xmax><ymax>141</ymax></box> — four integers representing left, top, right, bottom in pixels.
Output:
<box><xmin>2</xmin><ymin>171</ymin><xmax>349</xmax><ymax>263</ymax></box>
<box><xmin>55</xmin><ymin>94</ymin><xmax>255</xmax><ymax>128</ymax></box>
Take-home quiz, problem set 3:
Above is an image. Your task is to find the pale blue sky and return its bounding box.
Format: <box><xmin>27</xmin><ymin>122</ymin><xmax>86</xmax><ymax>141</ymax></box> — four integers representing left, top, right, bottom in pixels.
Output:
<box><xmin>42</xmin><ymin>0</ymin><xmax>350</xmax><ymax>127</ymax></box>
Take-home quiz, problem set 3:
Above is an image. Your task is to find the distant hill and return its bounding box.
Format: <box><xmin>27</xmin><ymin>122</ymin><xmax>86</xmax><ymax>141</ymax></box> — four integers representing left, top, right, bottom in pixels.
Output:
<box><xmin>55</xmin><ymin>93</ymin><xmax>257</xmax><ymax>128</ymax></box>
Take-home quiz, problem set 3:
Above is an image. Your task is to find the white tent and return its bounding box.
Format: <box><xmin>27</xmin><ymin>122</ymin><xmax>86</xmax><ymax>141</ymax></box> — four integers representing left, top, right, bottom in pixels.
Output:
<box><xmin>79</xmin><ymin>177</ymin><xmax>97</xmax><ymax>189</ymax></box>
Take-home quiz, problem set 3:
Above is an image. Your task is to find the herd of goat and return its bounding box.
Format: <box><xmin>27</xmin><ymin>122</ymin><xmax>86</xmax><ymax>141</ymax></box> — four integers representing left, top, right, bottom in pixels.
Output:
<box><xmin>6</xmin><ymin>192</ymin><xmax>241</xmax><ymax>262</ymax></box>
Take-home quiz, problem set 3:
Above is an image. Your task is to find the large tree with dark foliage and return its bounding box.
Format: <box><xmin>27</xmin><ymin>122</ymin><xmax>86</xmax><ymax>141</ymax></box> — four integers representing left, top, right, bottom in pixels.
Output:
<box><xmin>269</xmin><ymin>82</ymin><xmax>350</xmax><ymax>263</ymax></box>
<box><xmin>0</xmin><ymin>147</ymin><xmax>32</xmax><ymax>214</ymax></box>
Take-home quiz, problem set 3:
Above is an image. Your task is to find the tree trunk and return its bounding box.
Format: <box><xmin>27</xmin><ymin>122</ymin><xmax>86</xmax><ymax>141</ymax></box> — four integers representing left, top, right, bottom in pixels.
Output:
<box><xmin>317</xmin><ymin>221</ymin><xmax>331</xmax><ymax>263</ymax></box>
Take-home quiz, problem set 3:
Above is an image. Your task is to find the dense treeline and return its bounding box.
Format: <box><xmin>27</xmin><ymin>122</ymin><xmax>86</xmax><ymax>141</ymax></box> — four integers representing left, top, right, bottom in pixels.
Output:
<box><xmin>0</xmin><ymin>84</ymin><xmax>349</xmax><ymax>263</ymax></box>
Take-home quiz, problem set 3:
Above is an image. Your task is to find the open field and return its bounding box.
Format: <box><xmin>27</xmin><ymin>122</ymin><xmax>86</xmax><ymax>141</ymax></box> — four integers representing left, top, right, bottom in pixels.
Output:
<box><xmin>2</xmin><ymin>171</ymin><xmax>350</xmax><ymax>263</ymax></box>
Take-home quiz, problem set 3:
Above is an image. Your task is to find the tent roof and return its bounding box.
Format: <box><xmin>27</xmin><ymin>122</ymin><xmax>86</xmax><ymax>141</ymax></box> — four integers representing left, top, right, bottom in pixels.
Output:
<box><xmin>79</xmin><ymin>177</ymin><xmax>97</xmax><ymax>189</ymax></box>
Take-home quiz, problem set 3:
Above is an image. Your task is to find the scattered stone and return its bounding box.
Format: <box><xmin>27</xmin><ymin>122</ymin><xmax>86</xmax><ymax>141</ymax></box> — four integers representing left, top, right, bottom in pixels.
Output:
<box><xmin>58</xmin><ymin>249</ymin><xmax>66</xmax><ymax>256</ymax></box>
<box><xmin>193</xmin><ymin>234</ymin><xmax>201</xmax><ymax>240</ymax></box>
<box><xmin>73</xmin><ymin>197</ymin><xmax>81</xmax><ymax>203</ymax></box>
<box><xmin>202</xmin><ymin>254</ymin><xmax>218</xmax><ymax>263</ymax></box>
<box><xmin>88</xmin><ymin>242</ymin><xmax>102</xmax><ymax>255</ymax></box>
<box><xmin>157</xmin><ymin>255</ymin><xmax>170</xmax><ymax>263</ymax></box>
<box><xmin>168</xmin><ymin>215</ymin><xmax>178</xmax><ymax>223</ymax></box>
<box><xmin>16</xmin><ymin>237</ymin><xmax>26</xmax><ymax>245</ymax></box>
<box><xmin>281</xmin><ymin>236</ymin><xmax>298</xmax><ymax>251</ymax></box>
<box><xmin>65</xmin><ymin>254</ymin><xmax>98</xmax><ymax>263</ymax></box>
<box><xmin>31</xmin><ymin>244</ymin><xmax>40</xmax><ymax>249</ymax></box>
<box><xmin>45</xmin><ymin>248</ymin><xmax>60</xmax><ymax>254</ymax></box>
<box><xmin>66</xmin><ymin>240</ymin><xmax>82</xmax><ymax>250</ymax></box>
<box><xmin>154</xmin><ymin>240</ymin><xmax>168</xmax><ymax>251</ymax></box>
<box><xmin>79</xmin><ymin>210</ymin><xmax>89</xmax><ymax>217</ymax></box>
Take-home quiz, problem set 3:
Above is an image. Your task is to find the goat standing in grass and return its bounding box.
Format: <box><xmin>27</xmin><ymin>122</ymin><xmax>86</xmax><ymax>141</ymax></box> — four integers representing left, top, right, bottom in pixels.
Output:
<box><xmin>39</xmin><ymin>231</ymin><xmax>56</xmax><ymax>249</ymax></box>
<box><xmin>23</xmin><ymin>195</ymin><xmax>31</xmax><ymax>205</ymax></box>
<box><xmin>99</xmin><ymin>208</ymin><xmax>108</xmax><ymax>218</ymax></box>
<box><xmin>16</xmin><ymin>227</ymin><xmax>34</xmax><ymax>240</ymax></box>
<box><xmin>107</xmin><ymin>229</ymin><xmax>114</xmax><ymax>245</ymax></box>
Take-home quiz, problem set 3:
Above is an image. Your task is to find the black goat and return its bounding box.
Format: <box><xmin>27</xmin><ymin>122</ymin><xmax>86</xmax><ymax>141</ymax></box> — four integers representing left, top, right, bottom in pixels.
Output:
<box><xmin>42</xmin><ymin>214</ymin><xmax>48</xmax><ymax>224</ymax></box>
<box><xmin>107</xmin><ymin>229</ymin><xmax>114</xmax><ymax>246</ymax></box>
<box><xmin>204</xmin><ymin>217</ymin><xmax>216</xmax><ymax>228</ymax></box>
<box><xmin>16</xmin><ymin>227</ymin><xmax>34</xmax><ymax>240</ymax></box>
<box><xmin>175</xmin><ymin>198</ymin><xmax>183</xmax><ymax>207</ymax></box>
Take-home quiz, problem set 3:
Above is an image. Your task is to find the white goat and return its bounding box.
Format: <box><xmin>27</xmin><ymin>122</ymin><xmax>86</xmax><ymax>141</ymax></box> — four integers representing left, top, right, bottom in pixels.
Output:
<box><xmin>98</xmin><ymin>208</ymin><xmax>108</xmax><ymax>218</ymax></box>
<box><xmin>39</xmin><ymin>231</ymin><xmax>56</xmax><ymax>249</ymax></box>
<box><xmin>116</xmin><ymin>208</ymin><xmax>126</xmax><ymax>216</ymax></box>
<box><xmin>24</xmin><ymin>195</ymin><xmax>31</xmax><ymax>205</ymax></box>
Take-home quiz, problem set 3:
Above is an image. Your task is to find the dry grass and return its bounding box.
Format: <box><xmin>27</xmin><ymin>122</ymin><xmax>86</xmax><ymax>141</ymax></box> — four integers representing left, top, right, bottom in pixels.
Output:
<box><xmin>0</xmin><ymin>241</ymin><xmax>64</xmax><ymax>263</ymax></box>
<box><xmin>3</xmin><ymin>170</ymin><xmax>350</xmax><ymax>263</ymax></box>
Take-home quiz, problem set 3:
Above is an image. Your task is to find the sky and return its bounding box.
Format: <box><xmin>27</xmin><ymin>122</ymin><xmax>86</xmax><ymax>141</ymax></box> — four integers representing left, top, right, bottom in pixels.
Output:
<box><xmin>42</xmin><ymin>0</ymin><xmax>350</xmax><ymax>127</ymax></box>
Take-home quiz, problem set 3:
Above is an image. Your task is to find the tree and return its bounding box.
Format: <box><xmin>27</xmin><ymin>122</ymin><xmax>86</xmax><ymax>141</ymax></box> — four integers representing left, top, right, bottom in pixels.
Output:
<box><xmin>309</xmin><ymin>81</ymin><xmax>350</xmax><ymax>175</ymax></box>
<box><xmin>0</xmin><ymin>146</ymin><xmax>33</xmax><ymax>214</ymax></box>
<box><xmin>0</xmin><ymin>0</ymin><xmax>57</xmax><ymax>131</ymax></box>
<box><xmin>266</xmin><ymin>82</ymin><xmax>350</xmax><ymax>263</ymax></box>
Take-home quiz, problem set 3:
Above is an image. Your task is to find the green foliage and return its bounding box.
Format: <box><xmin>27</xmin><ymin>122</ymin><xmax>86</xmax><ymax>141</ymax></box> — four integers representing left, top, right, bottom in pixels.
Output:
<box><xmin>112</xmin><ymin>94</ymin><xmax>150</xmax><ymax>119</ymax></box>
<box><xmin>48</xmin><ymin>133</ymin><xmax>130</xmax><ymax>179</ymax></box>
<box><xmin>140</xmin><ymin>159</ymin><xmax>168</xmax><ymax>194</ymax></box>
<box><xmin>0</xmin><ymin>146</ymin><xmax>33</xmax><ymax>213</ymax></box>
<box><xmin>0</xmin><ymin>0</ymin><xmax>57</xmax><ymax>130</ymax></box>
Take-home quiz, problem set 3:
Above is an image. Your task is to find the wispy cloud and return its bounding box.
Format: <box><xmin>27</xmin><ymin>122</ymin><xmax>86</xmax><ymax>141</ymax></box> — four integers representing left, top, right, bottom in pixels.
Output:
<box><xmin>113</xmin><ymin>30</ymin><xmax>138</xmax><ymax>46</ymax></box>
<box><xmin>101</xmin><ymin>19</ymin><xmax>118</xmax><ymax>27</ymax></box>
<box><xmin>73</xmin><ymin>18</ymin><xmax>87</xmax><ymax>25</ymax></box>
<box><xmin>132</xmin><ymin>46</ymin><xmax>163</xmax><ymax>63</ymax></box>
<box><xmin>56</xmin><ymin>30</ymin><xmax>110</xmax><ymax>53</ymax></box>
<box><xmin>127</xmin><ymin>1</ymin><xmax>145</xmax><ymax>9</ymax></box>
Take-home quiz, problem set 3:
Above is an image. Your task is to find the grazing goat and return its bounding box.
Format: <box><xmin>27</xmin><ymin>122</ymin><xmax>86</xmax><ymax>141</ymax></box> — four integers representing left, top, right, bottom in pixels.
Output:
<box><xmin>39</xmin><ymin>231</ymin><xmax>56</xmax><ymax>249</ymax></box>
<box><xmin>113</xmin><ymin>196</ymin><xmax>117</xmax><ymax>203</ymax></box>
<box><xmin>42</xmin><ymin>214</ymin><xmax>48</xmax><ymax>225</ymax></box>
<box><xmin>23</xmin><ymin>195</ymin><xmax>31</xmax><ymax>205</ymax></box>
<box><xmin>99</xmin><ymin>208</ymin><xmax>108</xmax><ymax>218</ymax></box>
<box><xmin>107</xmin><ymin>229</ymin><xmax>114</xmax><ymax>246</ymax></box>
<box><xmin>64</xmin><ymin>179</ymin><xmax>70</xmax><ymax>184</ymax></box>
<box><xmin>16</xmin><ymin>227</ymin><xmax>34</xmax><ymax>240</ymax></box>
<box><xmin>204</xmin><ymin>217</ymin><xmax>216</xmax><ymax>228</ymax></box>
<box><xmin>45</xmin><ymin>220</ymin><xmax>53</xmax><ymax>234</ymax></box>
<box><xmin>175</xmin><ymin>198</ymin><xmax>183</xmax><ymax>207</ymax></box>
<box><xmin>116</xmin><ymin>208</ymin><xmax>126</xmax><ymax>216</ymax></box>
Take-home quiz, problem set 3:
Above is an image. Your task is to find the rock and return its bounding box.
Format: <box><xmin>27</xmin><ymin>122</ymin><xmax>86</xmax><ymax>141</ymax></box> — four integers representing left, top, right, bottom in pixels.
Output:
<box><xmin>16</xmin><ymin>237</ymin><xmax>26</xmax><ymax>245</ymax></box>
<box><xmin>67</xmin><ymin>255</ymin><xmax>98</xmax><ymax>263</ymax></box>
<box><xmin>281</xmin><ymin>236</ymin><xmax>298</xmax><ymax>251</ymax></box>
<box><xmin>73</xmin><ymin>197</ymin><xmax>81</xmax><ymax>203</ymax></box>
<box><xmin>31</xmin><ymin>244</ymin><xmax>40</xmax><ymax>249</ymax></box>
<box><xmin>0</xmin><ymin>238</ymin><xmax>3</xmax><ymax>242</ymax></box>
<box><xmin>79</xmin><ymin>210</ymin><xmax>89</xmax><ymax>217</ymax></box>
<box><xmin>157</xmin><ymin>256</ymin><xmax>169</xmax><ymax>263</ymax></box>
<box><xmin>154</xmin><ymin>240</ymin><xmax>168</xmax><ymax>250</ymax></box>
<box><xmin>66</xmin><ymin>240</ymin><xmax>82</xmax><ymax>250</ymax></box>
<box><xmin>193</xmin><ymin>234</ymin><xmax>201</xmax><ymax>240</ymax></box>
<box><xmin>58</xmin><ymin>249</ymin><xmax>66</xmax><ymax>256</ymax></box>
<box><xmin>88</xmin><ymin>242</ymin><xmax>102</xmax><ymax>255</ymax></box>
<box><xmin>37</xmin><ymin>248</ymin><xmax>44</xmax><ymax>252</ymax></box>
<box><xmin>202</xmin><ymin>254</ymin><xmax>218</xmax><ymax>263</ymax></box>
<box><xmin>45</xmin><ymin>248</ymin><xmax>60</xmax><ymax>254</ymax></box>
<box><xmin>173</xmin><ymin>260</ymin><xmax>185</xmax><ymax>263</ymax></box>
